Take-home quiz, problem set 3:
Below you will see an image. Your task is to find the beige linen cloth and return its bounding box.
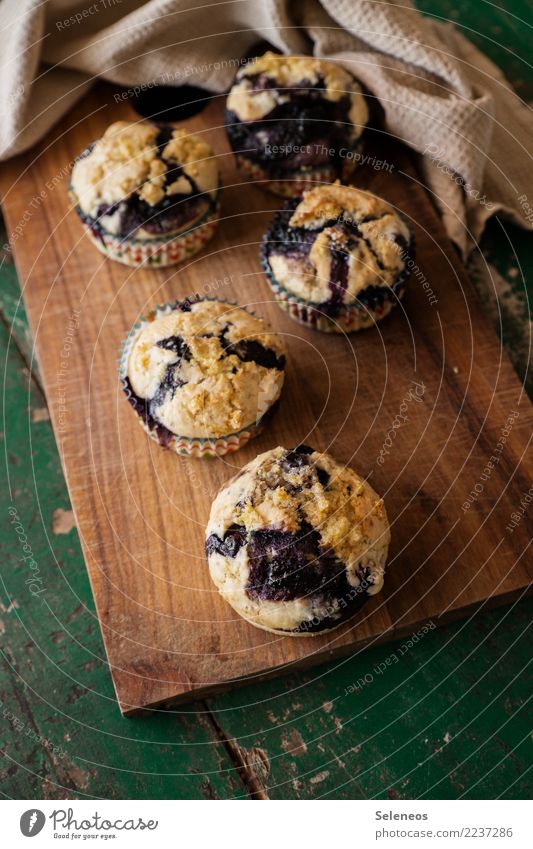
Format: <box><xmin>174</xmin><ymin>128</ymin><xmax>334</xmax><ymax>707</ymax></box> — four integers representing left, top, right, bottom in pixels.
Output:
<box><xmin>1</xmin><ymin>0</ymin><xmax>532</xmax><ymax>255</ymax></box>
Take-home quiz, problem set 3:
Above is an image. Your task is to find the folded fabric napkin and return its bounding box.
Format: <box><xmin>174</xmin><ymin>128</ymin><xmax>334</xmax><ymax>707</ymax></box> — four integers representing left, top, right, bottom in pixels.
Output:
<box><xmin>1</xmin><ymin>0</ymin><xmax>532</xmax><ymax>254</ymax></box>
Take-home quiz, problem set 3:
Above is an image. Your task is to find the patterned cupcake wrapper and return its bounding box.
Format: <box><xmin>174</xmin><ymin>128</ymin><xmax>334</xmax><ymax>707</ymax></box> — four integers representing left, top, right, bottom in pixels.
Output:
<box><xmin>118</xmin><ymin>297</ymin><xmax>268</xmax><ymax>458</ymax></box>
<box><xmin>123</xmin><ymin>409</ymin><xmax>262</xmax><ymax>458</ymax></box>
<box><xmin>234</xmin><ymin>152</ymin><xmax>360</xmax><ymax>198</ymax></box>
<box><xmin>260</xmin><ymin>224</ymin><xmax>415</xmax><ymax>334</ymax></box>
<box><xmin>266</xmin><ymin>274</ymin><xmax>404</xmax><ymax>333</ymax></box>
<box><xmin>69</xmin><ymin>150</ymin><xmax>221</xmax><ymax>267</ymax></box>
<box><xmin>84</xmin><ymin>208</ymin><xmax>220</xmax><ymax>268</ymax></box>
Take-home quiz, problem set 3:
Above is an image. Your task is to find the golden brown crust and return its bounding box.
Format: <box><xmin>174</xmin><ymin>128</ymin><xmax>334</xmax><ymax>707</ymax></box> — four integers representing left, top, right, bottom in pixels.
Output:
<box><xmin>227</xmin><ymin>51</ymin><xmax>368</xmax><ymax>128</ymax></box>
<box><xmin>126</xmin><ymin>300</ymin><xmax>285</xmax><ymax>439</ymax></box>
<box><xmin>209</xmin><ymin>446</ymin><xmax>389</xmax><ymax>571</ymax></box>
<box><xmin>267</xmin><ymin>183</ymin><xmax>412</xmax><ymax>303</ymax></box>
<box><xmin>71</xmin><ymin>122</ymin><xmax>219</xmax><ymax>218</ymax></box>
<box><xmin>239</xmin><ymin>52</ymin><xmax>358</xmax><ymax>99</ymax></box>
<box><xmin>206</xmin><ymin>446</ymin><xmax>390</xmax><ymax>634</ymax></box>
<box><xmin>289</xmin><ymin>183</ymin><xmax>393</xmax><ymax>229</ymax></box>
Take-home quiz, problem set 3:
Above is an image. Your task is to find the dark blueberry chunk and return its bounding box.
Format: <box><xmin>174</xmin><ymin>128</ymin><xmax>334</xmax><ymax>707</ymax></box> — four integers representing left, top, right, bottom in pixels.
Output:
<box><xmin>206</xmin><ymin>524</ymin><xmax>247</xmax><ymax>559</ymax></box>
<box><xmin>356</xmin><ymin>563</ymin><xmax>375</xmax><ymax>588</ymax></box>
<box><xmin>323</xmin><ymin>243</ymin><xmax>350</xmax><ymax>318</ymax></box>
<box><xmin>316</xmin><ymin>466</ymin><xmax>330</xmax><ymax>487</ymax></box>
<box><xmin>393</xmin><ymin>233</ymin><xmax>408</xmax><ymax>252</ymax></box>
<box><xmin>262</xmin><ymin>201</ymin><xmax>318</xmax><ymax>260</ymax></box>
<box><xmin>96</xmin><ymin>201</ymin><xmax>121</xmax><ymax>219</ymax></box>
<box><xmin>164</xmin><ymin>161</ymin><xmax>185</xmax><ymax>187</ymax></box>
<box><xmin>155</xmin><ymin>126</ymin><xmax>174</xmax><ymax>150</ymax></box>
<box><xmin>156</xmin><ymin>335</ymin><xmax>191</xmax><ymax>360</ymax></box>
<box><xmin>117</xmin><ymin>192</ymin><xmax>204</xmax><ymax>238</ymax></box>
<box><xmin>143</xmin><ymin>337</ymin><xmax>191</xmax><ymax>415</ymax></box>
<box><xmin>149</xmin><ymin>366</ymin><xmax>186</xmax><ymax>413</ymax></box>
<box><xmin>243</xmin><ymin>72</ymin><xmax>279</xmax><ymax>92</ymax></box>
<box><xmin>220</xmin><ymin>330</ymin><xmax>285</xmax><ymax>371</ymax></box>
<box><xmin>282</xmin><ymin>449</ymin><xmax>310</xmax><ymax>473</ymax></box>
<box><xmin>122</xmin><ymin>376</ymin><xmax>175</xmax><ymax>447</ymax></box>
<box><xmin>246</xmin><ymin>521</ymin><xmax>352</xmax><ymax>604</ymax></box>
<box><xmin>175</xmin><ymin>296</ymin><xmax>199</xmax><ymax>312</ymax></box>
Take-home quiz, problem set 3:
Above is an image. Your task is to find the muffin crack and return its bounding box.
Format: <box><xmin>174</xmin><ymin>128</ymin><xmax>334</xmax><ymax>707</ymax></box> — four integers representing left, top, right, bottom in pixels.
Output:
<box><xmin>70</xmin><ymin>121</ymin><xmax>219</xmax><ymax>239</ymax></box>
<box><xmin>206</xmin><ymin>445</ymin><xmax>390</xmax><ymax>634</ymax></box>
<box><xmin>262</xmin><ymin>184</ymin><xmax>414</xmax><ymax>321</ymax></box>
<box><xmin>124</xmin><ymin>299</ymin><xmax>285</xmax><ymax>444</ymax></box>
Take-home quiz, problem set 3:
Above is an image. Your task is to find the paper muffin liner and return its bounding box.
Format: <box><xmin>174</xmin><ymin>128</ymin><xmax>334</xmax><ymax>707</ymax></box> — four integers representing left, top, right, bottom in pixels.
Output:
<box><xmin>69</xmin><ymin>139</ymin><xmax>221</xmax><ymax>268</ymax></box>
<box><xmin>233</xmin><ymin>147</ymin><xmax>362</xmax><ymax>198</ymax></box>
<box><xmin>118</xmin><ymin>297</ymin><xmax>278</xmax><ymax>458</ymax></box>
<box><xmin>73</xmin><ymin>192</ymin><xmax>221</xmax><ymax>268</ymax></box>
<box><xmin>260</xmin><ymin>223</ymin><xmax>415</xmax><ymax>334</ymax></box>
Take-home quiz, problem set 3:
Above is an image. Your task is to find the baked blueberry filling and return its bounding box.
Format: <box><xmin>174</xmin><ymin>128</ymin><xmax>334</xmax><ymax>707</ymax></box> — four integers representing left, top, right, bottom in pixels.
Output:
<box><xmin>247</xmin><ymin>522</ymin><xmax>337</xmax><ymax>601</ymax></box>
<box><xmin>207</xmin><ymin>518</ymin><xmax>359</xmax><ymax>607</ymax></box>
<box><xmin>283</xmin><ymin>445</ymin><xmax>331</xmax><ymax>487</ymax></box>
<box><xmin>95</xmin><ymin>189</ymin><xmax>205</xmax><ymax>239</ymax></box>
<box><xmin>316</xmin><ymin>466</ymin><xmax>330</xmax><ymax>487</ymax></box>
<box><xmin>175</xmin><ymin>296</ymin><xmax>200</xmax><ymax>312</ymax></box>
<box><xmin>122</xmin><ymin>376</ymin><xmax>175</xmax><ymax>447</ymax></box>
<box><xmin>125</xmin><ymin>312</ymin><xmax>284</xmax><ymax>443</ymax></box>
<box><xmin>262</xmin><ymin>203</ymin><xmax>414</xmax><ymax>318</ymax></box>
<box><xmin>74</xmin><ymin>132</ymin><xmax>217</xmax><ymax>240</ymax></box>
<box><xmin>206</xmin><ymin>515</ymin><xmax>374</xmax><ymax>632</ymax></box>
<box><xmin>206</xmin><ymin>443</ymin><xmax>369</xmax><ymax>626</ymax></box>
<box><xmin>219</xmin><ymin>324</ymin><xmax>285</xmax><ymax>370</ymax></box>
<box><xmin>282</xmin><ymin>448</ymin><xmax>311</xmax><ymax>473</ymax></box>
<box><xmin>124</xmin><ymin>333</ymin><xmax>192</xmax><ymax>440</ymax></box>
<box><xmin>206</xmin><ymin>523</ymin><xmax>247</xmax><ymax>558</ymax></box>
<box><xmin>156</xmin><ymin>334</ymin><xmax>191</xmax><ymax>358</ymax></box>
<box><xmin>225</xmin><ymin>72</ymin><xmax>362</xmax><ymax>178</ymax></box>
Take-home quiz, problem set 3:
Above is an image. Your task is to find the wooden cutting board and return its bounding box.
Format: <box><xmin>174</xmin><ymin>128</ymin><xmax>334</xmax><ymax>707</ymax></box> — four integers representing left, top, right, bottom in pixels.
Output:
<box><xmin>2</xmin><ymin>85</ymin><xmax>531</xmax><ymax>715</ymax></box>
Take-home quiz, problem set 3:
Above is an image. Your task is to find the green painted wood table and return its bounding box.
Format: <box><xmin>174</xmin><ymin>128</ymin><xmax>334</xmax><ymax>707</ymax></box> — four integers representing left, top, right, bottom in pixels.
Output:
<box><xmin>1</xmin><ymin>1</ymin><xmax>532</xmax><ymax>799</ymax></box>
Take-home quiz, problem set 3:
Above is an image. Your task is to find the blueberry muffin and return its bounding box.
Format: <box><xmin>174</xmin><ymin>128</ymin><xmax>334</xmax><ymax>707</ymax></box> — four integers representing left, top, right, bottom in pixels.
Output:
<box><xmin>70</xmin><ymin>122</ymin><xmax>221</xmax><ymax>267</ymax></box>
<box><xmin>206</xmin><ymin>445</ymin><xmax>389</xmax><ymax>634</ymax></box>
<box><xmin>225</xmin><ymin>52</ymin><xmax>368</xmax><ymax>196</ymax></box>
<box><xmin>261</xmin><ymin>182</ymin><xmax>414</xmax><ymax>332</ymax></box>
<box><xmin>120</xmin><ymin>298</ymin><xmax>286</xmax><ymax>457</ymax></box>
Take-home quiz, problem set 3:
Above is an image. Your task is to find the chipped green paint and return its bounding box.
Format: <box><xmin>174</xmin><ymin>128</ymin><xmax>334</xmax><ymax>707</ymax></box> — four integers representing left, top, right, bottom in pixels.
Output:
<box><xmin>0</xmin><ymin>287</ymin><xmax>245</xmax><ymax>800</ymax></box>
<box><xmin>1</xmin><ymin>0</ymin><xmax>532</xmax><ymax>800</ymax></box>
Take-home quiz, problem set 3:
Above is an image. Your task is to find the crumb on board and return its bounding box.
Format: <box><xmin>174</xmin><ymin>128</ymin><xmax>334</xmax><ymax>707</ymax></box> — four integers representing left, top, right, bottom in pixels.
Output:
<box><xmin>31</xmin><ymin>407</ymin><xmax>50</xmax><ymax>422</ymax></box>
<box><xmin>52</xmin><ymin>508</ymin><xmax>76</xmax><ymax>535</ymax></box>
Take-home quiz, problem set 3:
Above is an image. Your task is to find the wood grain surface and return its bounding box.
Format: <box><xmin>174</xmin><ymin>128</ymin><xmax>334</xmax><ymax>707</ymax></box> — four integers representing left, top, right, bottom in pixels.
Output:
<box><xmin>1</xmin><ymin>85</ymin><xmax>531</xmax><ymax>715</ymax></box>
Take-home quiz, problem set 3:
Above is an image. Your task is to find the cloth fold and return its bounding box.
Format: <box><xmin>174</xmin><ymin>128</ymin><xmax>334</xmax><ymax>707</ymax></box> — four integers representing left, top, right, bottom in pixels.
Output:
<box><xmin>1</xmin><ymin>0</ymin><xmax>532</xmax><ymax>255</ymax></box>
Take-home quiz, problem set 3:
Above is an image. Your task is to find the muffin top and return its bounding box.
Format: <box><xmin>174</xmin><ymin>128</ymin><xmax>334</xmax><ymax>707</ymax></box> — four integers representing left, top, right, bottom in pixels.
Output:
<box><xmin>206</xmin><ymin>445</ymin><xmax>389</xmax><ymax>632</ymax></box>
<box><xmin>125</xmin><ymin>299</ymin><xmax>285</xmax><ymax>440</ymax></box>
<box><xmin>71</xmin><ymin>122</ymin><xmax>219</xmax><ymax>236</ymax></box>
<box><xmin>263</xmin><ymin>183</ymin><xmax>412</xmax><ymax>308</ymax></box>
<box><xmin>227</xmin><ymin>51</ymin><xmax>368</xmax><ymax>130</ymax></box>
